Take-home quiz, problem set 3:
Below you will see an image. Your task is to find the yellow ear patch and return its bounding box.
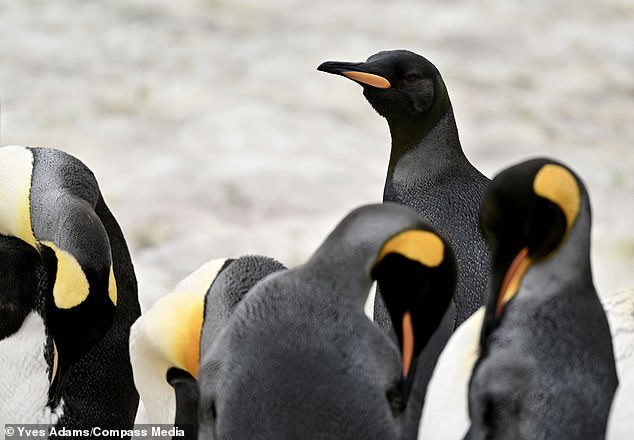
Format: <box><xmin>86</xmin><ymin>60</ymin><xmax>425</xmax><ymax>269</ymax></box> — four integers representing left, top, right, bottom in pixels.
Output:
<box><xmin>108</xmin><ymin>266</ymin><xmax>117</xmax><ymax>306</ymax></box>
<box><xmin>145</xmin><ymin>290</ymin><xmax>205</xmax><ymax>378</ymax></box>
<box><xmin>42</xmin><ymin>241</ymin><xmax>90</xmax><ymax>309</ymax></box>
<box><xmin>342</xmin><ymin>71</ymin><xmax>391</xmax><ymax>89</ymax></box>
<box><xmin>0</xmin><ymin>146</ymin><xmax>38</xmax><ymax>248</ymax></box>
<box><xmin>375</xmin><ymin>230</ymin><xmax>444</xmax><ymax>268</ymax></box>
<box><xmin>533</xmin><ymin>164</ymin><xmax>580</xmax><ymax>231</ymax></box>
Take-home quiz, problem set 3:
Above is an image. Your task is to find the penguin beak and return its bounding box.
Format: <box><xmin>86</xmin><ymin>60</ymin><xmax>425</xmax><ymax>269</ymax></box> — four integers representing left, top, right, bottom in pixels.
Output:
<box><xmin>51</xmin><ymin>339</ymin><xmax>59</xmax><ymax>383</ymax></box>
<box><xmin>48</xmin><ymin>339</ymin><xmax>70</xmax><ymax>407</ymax></box>
<box><xmin>401</xmin><ymin>310</ymin><xmax>414</xmax><ymax>379</ymax></box>
<box><xmin>317</xmin><ymin>61</ymin><xmax>392</xmax><ymax>89</ymax></box>
<box><xmin>496</xmin><ymin>247</ymin><xmax>531</xmax><ymax>318</ymax></box>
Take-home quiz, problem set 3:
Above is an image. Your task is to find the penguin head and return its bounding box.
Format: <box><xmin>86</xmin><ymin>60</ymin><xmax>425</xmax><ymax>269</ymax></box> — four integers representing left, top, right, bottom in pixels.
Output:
<box><xmin>318</xmin><ymin>50</ymin><xmax>449</xmax><ymax>124</ymax></box>
<box><xmin>305</xmin><ymin>203</ymin><xmax>457</xmax><ymax>402</ymax></box>
<box><xmin>129</xmin><ymin>258</ymin><xmax>230</xmax><ymax>425</ymax></box>
<box><xmin>479</xmin><ymin>158</ymin><xmax>583</xmax><ymax>328</ymax></box>
<box><xmin>200</xmin><ymin>255</ymin><xmax>287</xmax><ymax>355</ymax></box>
<box><xmin>370</xmin><ymin>218</ymin><xmax>457</xmax><ymax>391</ymax></box>
<box><xmin>131</xmin><ymin>256</ymin><xmax>285</xmax><ymax>426</ymax></box>
<box><xmin>41</xmin><ymin>243</ymin><xmax>117</xmax><ymax>407</ymax></box>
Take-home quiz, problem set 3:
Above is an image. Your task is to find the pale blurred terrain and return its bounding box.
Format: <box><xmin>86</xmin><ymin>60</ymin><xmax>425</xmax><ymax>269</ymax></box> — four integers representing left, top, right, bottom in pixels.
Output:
<box><xmin>1</xmin><ymin>0</ymin><xmax>632</xmax><ymax>314</ymax></box>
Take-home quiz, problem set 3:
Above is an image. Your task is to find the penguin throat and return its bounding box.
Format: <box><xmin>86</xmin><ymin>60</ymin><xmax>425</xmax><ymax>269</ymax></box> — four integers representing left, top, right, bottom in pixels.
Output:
<box><xmin>386</xmin><ymin>105</ymin><xmax>462</xmax><ymax>176</ymax></box>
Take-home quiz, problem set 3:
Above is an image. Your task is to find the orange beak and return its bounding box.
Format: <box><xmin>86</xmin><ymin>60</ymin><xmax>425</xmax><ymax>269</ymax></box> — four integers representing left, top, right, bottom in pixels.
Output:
<box><xmin>496</xmin><ymin>247</ymin><xmax>530</xmax><ymax>319</ymax></box>
<box><xmin>401</xmin><ymin>311</ymin><xmax>414</xmax><ymax>378</ymax></box>
<box><xmin>341</xmin><ymin>71</ymin><xmax>391</xmax><ymax>89</ymax></box>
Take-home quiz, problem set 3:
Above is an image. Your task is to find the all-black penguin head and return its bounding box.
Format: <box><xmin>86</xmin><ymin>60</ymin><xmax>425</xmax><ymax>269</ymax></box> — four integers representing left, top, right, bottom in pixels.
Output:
<box><xmin>198</xmin><ymin>203</ymin><xmax>456</xmax><ymax>439</ymax></box>
<box><xmin>479</xmin><ymin>158</ymin><xmax>584</xmax><ymax>336</ymax></box>
<box><xmin>318</xmin><ymin>50</ymin><xmax>449</xmax><ymax>125</ymax></box>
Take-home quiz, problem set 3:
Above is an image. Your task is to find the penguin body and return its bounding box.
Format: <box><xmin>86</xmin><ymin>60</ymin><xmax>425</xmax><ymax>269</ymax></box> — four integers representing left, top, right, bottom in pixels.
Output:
<box><xmin>0</xmin><ymin>145</ymin><xmax>140</xmax><ymax>429</ymax></box>
<box><xmin>130</xmin><ymin>256</ymin><xmax>285</xmax><ymax>431</ymax></box>
<box><xmin>198</xmin><ymin>203</ymin><xmax>456</xmax><ymax>439</ymax></box>
<box><xmin>466</xmin><ymin>158</ymin><xmax>618</xmax><ymax>439</ymax></box>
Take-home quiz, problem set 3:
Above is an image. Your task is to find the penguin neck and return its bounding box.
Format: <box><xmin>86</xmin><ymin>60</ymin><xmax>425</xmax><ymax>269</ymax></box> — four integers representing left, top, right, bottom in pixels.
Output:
<box><xmin>300</xmin><ymin>255</ymin><xmax>373</xmax><ymax>308</ymax></box>
<box><xmin>523</xmin><ymin>195</ymin><xmax>594</xmax><ymax>301</ymax></box>
<box><xmin>384</xmin><ymin>104</ymin><xmax>471</xmax><ymax>197</ymax></box>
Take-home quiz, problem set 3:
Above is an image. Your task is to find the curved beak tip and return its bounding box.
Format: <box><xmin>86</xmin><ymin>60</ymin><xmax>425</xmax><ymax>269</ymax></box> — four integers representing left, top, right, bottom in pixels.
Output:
<box><xmin>317</xmin><ymin>61</ymin><xmax>345</xmax><ymax>74</ymax></box>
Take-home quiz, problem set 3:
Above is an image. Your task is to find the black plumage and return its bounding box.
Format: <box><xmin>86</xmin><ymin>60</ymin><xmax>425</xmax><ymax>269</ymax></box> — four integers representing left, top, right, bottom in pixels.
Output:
<box><xmin>318</xmin><ymin>50</ymin><xmax>489</xmax><ymax>328</ymax></box>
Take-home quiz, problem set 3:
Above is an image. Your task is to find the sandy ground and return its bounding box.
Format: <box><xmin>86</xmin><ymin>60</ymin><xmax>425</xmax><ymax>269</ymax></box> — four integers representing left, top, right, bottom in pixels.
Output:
<box><xmin>1</xmin><ymin>1</ymin><xmax>632</xmax><ymax>321</ymax></box>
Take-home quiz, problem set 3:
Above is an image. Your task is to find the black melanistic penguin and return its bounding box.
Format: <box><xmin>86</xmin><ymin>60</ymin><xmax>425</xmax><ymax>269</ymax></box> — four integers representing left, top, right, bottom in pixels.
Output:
<box><xmin>198</xmin><ymin>203</ymin><xmax>456</xmax><ymax>440</ymax></box>
<box><xmin>318</xmin><ymin>50</ymin><xmax>489</xmax><ymax>328</ymax></box>
<box><xmin>130</xmin><ymin>256</ymin><xmax>285</xmax><ymax>436</ymax></box>
<box><xmin>0</xmin><ymin>145</ymin><xmax>140</xmax><ymax>430</ymax></box>
<box><xmin>465</xmin><ymin>158</ymin><xmax>618</xmax><ymax>440</ymax></box>
<box><xmin>318</xmin><ymin>50</ymin><xmax>490</xmax><ymax>437</ymax></box>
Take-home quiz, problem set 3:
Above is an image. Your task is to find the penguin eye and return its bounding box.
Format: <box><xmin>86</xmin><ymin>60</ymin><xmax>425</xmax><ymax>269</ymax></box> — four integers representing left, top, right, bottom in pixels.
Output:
<box><xmin>402</xmin><ymin>74</ymin><xmax>422</xmax><ymax>85</ymax></box>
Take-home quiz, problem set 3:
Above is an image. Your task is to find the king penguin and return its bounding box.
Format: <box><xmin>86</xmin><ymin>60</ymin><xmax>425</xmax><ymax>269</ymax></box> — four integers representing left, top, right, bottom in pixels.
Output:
<box><xmin>130</xmin><ymin>255</ymin><xmax>285</xmax><ymax>435</ymax></box>
<box><xmin>0</xmin><ymin>145</ymin><xmax>140</xmax><ymax>430</ymax></box>
<box><xmin>465</xmin><ymin>158</ymin><xmax>618</xmax><ymax>439</ymax></box>
<box><xmin>197</xmin><ymin>203</ymin><xmax>456</xmax><ymax>440</ymax></box>
<box><xmin>318</xmin><ymin>50</ymin><xmax>490</xmax><ymax>437</ymax></box>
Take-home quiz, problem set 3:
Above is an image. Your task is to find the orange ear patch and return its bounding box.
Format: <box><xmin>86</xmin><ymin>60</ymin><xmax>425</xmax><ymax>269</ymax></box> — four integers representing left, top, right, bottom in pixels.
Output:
<box><xmin>375</xmin><ymin>230</ymin><xmax>445</xmax><ymax>269</ymax></box>
<box><xmin>533</xmin><ymin>164</ymin><xmax>580</xmax><ymax>231</ymax></box>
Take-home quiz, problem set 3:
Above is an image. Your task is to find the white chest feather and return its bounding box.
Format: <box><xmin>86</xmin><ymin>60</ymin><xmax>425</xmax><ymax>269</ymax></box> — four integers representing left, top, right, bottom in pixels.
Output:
<box><xmin>604</xmin><ymin>288</ymin><xmax>634</xmax><ymax>440</ymax></box>
<box><xmin>0</xmin><ymin>311</ymin><xmax>63</xmax><ymax>428</ymax></box>
<box><xmin>418</xmin><ymin>307</ymin><xmax>484</xmax><ymax>439</ymax></box>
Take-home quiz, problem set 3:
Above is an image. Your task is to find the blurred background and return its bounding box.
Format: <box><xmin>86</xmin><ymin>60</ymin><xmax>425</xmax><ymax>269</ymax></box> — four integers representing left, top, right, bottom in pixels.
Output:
<box><xmin>1</xmin><ymin>0</ymin><xmax>632</xmax><ymax>311</ymax></box>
